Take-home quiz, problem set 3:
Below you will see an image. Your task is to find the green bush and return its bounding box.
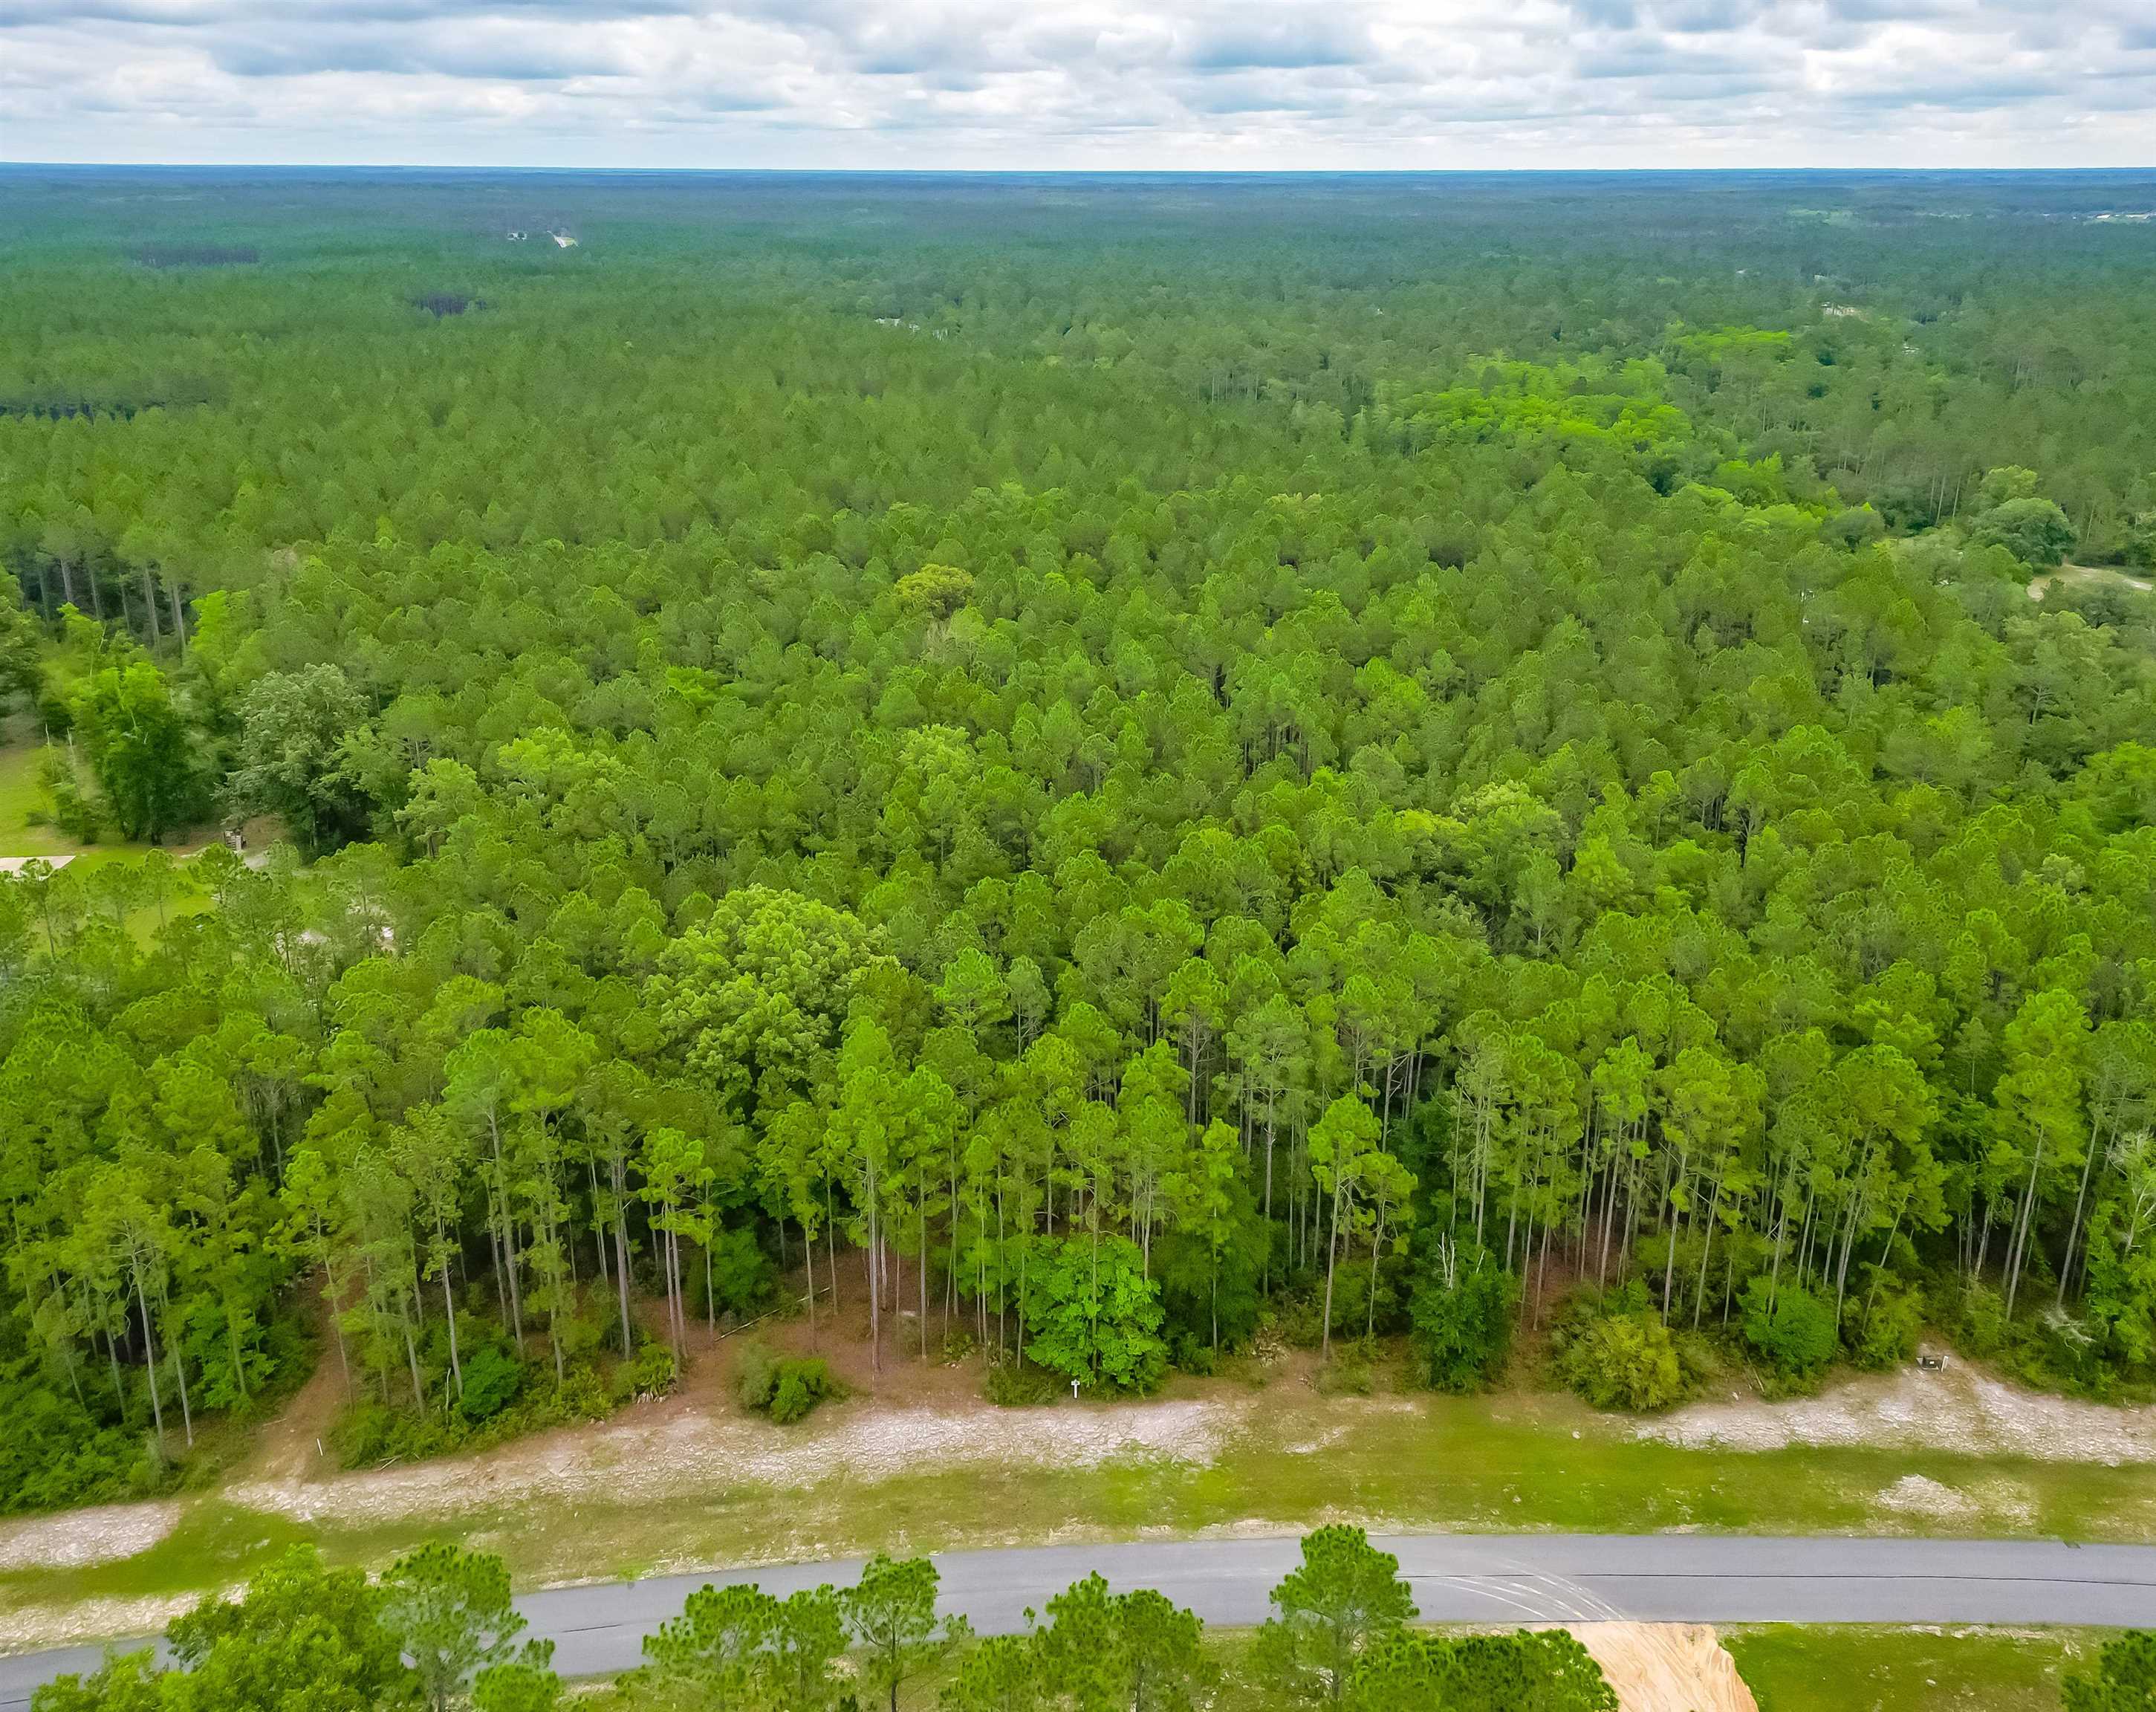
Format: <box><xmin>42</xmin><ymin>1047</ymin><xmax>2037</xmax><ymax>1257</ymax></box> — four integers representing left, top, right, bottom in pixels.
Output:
<box><xmin>1948</xmin><ymin>1278</ymin><xmax>2010</xmax><ymax>1358</ymax></box>
<box><xmin>556</xmin><ymin>1294</ymin><xmax>613</xmax><ymax>1364</ymax></box>
<box><xmin>334</xmin><ymin>1400</ymin><xmax>433</xmax><ymax>1466</ymax></box>
<box><xmin>1673</xmin><ymin>1330</ymin><xmax>1721</xmax><ymax>1392</ymax></box>
<box><xmin>2063</xmin><ymin>1628</ymin><xmax>2156</xmax><ymax>1711</ymax></box>
<box><xmin>1021</xmin><ymin>1235</ymin><xmax>1167</xmax><ymax>1395</ymax></box>
<box><xmin>1325</xmin><ymin>1259</ymin><xmax>1410</xmax><ymax>1344</ymax></box>
<box><xmin>698</xmin><ymin>1226</ymin><xmax>779</xmax><ymax>1322</ymax></box>
<box><xmin>457</xmin><ymin>1345</ymin><xmax>525</xmax><ymax>1423</ymax></box>
<box><xmin>1972</xmin><ymin>495</ymin><xmax>2075</xmax><ymax>566</ymax></box>
<box><xmin>735</xmin><ymin>1341</ymin><xmax>837</xmax><ymax>1424</ymax></box>
<box><xmin>1156</xmin><ymin>1190</ymin><xmax>1267</xmax><ymax>1362</ymax></box>
<box><xmin>1845</xmin><ymin>1277</ymin><xmax>1924</xmax><ymax>1371</ymax></box>
<box><xmin>2033</xmin><ymin>1306</ymin><xmax>2108</xmax><ymax>1390</ymax></box>
<box><xmin>1270</xmin><ymin>1293</ymin><xmax>1331</xmax><ymax>1351</ymax></box>
<box><xmin>1557</xmin><ymin>1309</ymin><xmax>1686</xmax><ymax>1413</ymax></box>
<box><xmin>984</xmin><ymin>1353</ymin><xmax>1062</xmax><ymax>1407</ymax></box>
<box><xmin>768</xmin><ymin>1360</ymin><xmax>832</xmax><ymax>1424</ymax></box>
<box><xmin>1315</xmin><ymin>1351</ymin><xmax>1376</xmax><ymax>1396</ymax></box>
<box><xmin>736</xmin><ymin>1341</ymin><xmax>779</xmax><ymax>1410</ymax></box>
<box><xmin>553</xmin><ymin>1365</ymin><xmax>610</xmax><ymax>1421</ymax></box>
<box><xmin>1409</xmin><ymin>1244</ymin><xmax>1516</xmax><ymax>1392</ymax></box>
<box><xmin>1740</xmin><ymin>1279</ymin><xmax>1837</xmax><ymax>1381</ymax></box>
<box><xmin>1349</xmin><ymin>1627</ymin><xmax>1618</xmax><ymax>1711</ymax></box>
<box><xmin>36</xmin><ymin>751</ymin><xmax>104</xmax><ymax>844</ymax></box>
<box><xmin>0</xmin><ymin>1382</ymin><xmax>153</xmax><ymax>1515</ymax></box>
<box><xmin>610</xmin><ymin>1342</ymin><xmax>678</xmax><ymax>1404</ymax></box>
<box><xmin>333</xmin><ymin>1352</ymin><xmax>624</xmax><ymax>1470</ymax></box>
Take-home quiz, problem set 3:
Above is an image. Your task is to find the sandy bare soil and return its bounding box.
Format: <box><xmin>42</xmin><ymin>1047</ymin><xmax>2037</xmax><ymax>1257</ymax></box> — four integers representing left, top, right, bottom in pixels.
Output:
<box><xmin>1874</xmin><ymin>1473</ymin><xmax>1977</xmax><ymax>1521</ymax></box>
<box><xmin>2030</xmin><ymin>562</ymin><xmax>2155</xmax><ymax>601</ymax></box>
<box><xmin>224</xmin><ymin>1385</ymin><xmax>1248</xmax><ymax>1531</ymax></box>
<box><xmin>1637</xmin><ymin>1350</ymin><xmax>2156</xmax><ymax>1465</ymax></box>
<box><xmin>1571</xmin><ymin>1624</ymin><xmax>1758</xmax><ymax>1712</ymax></box>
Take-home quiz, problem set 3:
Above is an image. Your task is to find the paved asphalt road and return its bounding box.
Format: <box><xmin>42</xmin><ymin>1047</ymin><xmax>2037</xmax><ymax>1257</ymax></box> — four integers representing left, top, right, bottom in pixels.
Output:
<box><xmin>7</xmin><ymin>1532</ymin><xmax>2156</xmax><ymax>1705</ymax></box>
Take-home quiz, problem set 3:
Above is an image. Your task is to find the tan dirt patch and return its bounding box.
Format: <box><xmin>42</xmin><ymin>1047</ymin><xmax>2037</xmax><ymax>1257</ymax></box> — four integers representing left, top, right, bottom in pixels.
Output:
<box><xmin>2030</xmin><ymin>562</ymin><xmax>2155</xmax><ymax>602</ymax></box>
<box><xmin>1569</xmin><ymin>1623</ymin><xmax>1759</xmax><ymax>1712</ymax></box>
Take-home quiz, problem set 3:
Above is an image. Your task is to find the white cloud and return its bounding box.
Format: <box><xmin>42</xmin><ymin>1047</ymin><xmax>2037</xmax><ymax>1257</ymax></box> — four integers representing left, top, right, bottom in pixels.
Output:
<box><xmin>0</xmin><ymin>0</ymin><xmax>2149</xmax><ymax>165</ymax></box>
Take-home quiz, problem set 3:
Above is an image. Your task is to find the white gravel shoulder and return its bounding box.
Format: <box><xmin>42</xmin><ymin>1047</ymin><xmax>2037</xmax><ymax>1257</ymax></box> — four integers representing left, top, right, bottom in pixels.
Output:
<box><xmin>0</xmin><ymin>1594</ymin><xmax>191</xmax><ymax>1655</ymax></box>
<box><xmin>224</xmin><ymin>1392</ymin><xmax>1250</xmax><ymax>1531</ymax></box>
<box><xmin>1637</xmin><ymin>1353</ymin><xmax>2156</xmax><ymax>1465</ymax></box>
<box><xmin>0</xmin><ymin>1502</ymin><xmax>184</xmax><ymax>1574</ymax></box>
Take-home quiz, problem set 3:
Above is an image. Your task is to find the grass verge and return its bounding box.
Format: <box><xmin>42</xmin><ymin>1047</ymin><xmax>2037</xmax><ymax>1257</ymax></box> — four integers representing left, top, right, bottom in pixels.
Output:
<box><xmin>1725</xmin><ymin>1624</ymin><xmax>2101</xmax><ymax>1711</ymax></box>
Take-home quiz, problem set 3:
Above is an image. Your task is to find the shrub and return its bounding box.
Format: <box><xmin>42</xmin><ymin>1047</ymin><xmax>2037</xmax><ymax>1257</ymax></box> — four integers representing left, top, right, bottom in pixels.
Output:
<box><xmin>1673</xmin><ymin>1331</ymin><xmax>1721</xmax><ymax>1392</ymax></box>
<box><xmin>2033</xmin><ymin>1306</ymin><xmax>2107</xmax><ymax>1390</ymax></box>
<box><xmin>334</xmin><ymin>1401</ymin><xmax>434</xmax><ymax>1466</ymax></box>
<box><xmin>457</xmin><ymin>1345</ymin><xmax>525</xmax><ymax>1423</ymax></box>
<box><xmin>1270</xmin><ymin>1293</ymin><xmax>1331</xmax><ymax>1351</ymax></box>
<box><xmin>1409</xmin><ymin>1243</ymin><xmax>1516</xmax><ymax>1392</ymax></box>
<box><xmin>1021</xmin><ymin>1235</ymin><xmax>1167</xmax><ymax>1395</ymax></box>
<box><xmin>1845</xmin><ymin>1276</ymin><xmax>1924</xmax><ymax>1371</ymax></box>
<box><xmin>2063</xmin><ymin>1629</ymin><xmax>2156</xmax><ymax>1711</ymax></box>
<box><xmin>984</xmin><ymin>1354</ymin><xmax>1061</xmax><ymax>1407</ymax></box>
<box><xmin>1949</xmin><ymin>1279</ymin><xmax>2010</xmax><ymax>1358</ymax></box>
<box><xmin>735</xmin><ymin>1341</ymin><xmax>836</xmax><ymax>1424</ymax></box>
<box><xmin>0</xmin><ymin>1384</ymin><xmax>149</xmax><ymax>1514</ymax></box>
<box><xmin>701</xmin><ymin>1226</ymin><xmax>779</xmax><ymax>1321</ymax></box>
<box><xmin>610</xmin><ymin>1342</ymin><xmax>677</xmax><ymax>1404</ymax></box>
<box><xmin>768</xmin><ymin>1359</ymin><xmax>833</xmax><ymax>1424</ymax></box>
<box><xmin>735</xmin><ymin>1341</ymin><xmax>779</xmax><ymax>1411</ymax></box>
<box><xmin>1558</xmin><ymin>1311</ymin><xmax>1686</xmax><ymax>1413</ymax></box>
<box><xmin>334</xmin><ymin>1354</ymin><xmax>626</xmax><ymax>1470</ymax></box>
<box><xmin>553</xmin><ymin>1366</ymin><xmax>610</xmax><ymax>1421</ymax></box>
<box><xmin>941</xmin><ymin>1326</ymin><xmax>979</xmax><ymax>1365</ymax></box>
<box><xmin>1325</xmin><ymin>1262</ymin><xmax>1409</xmax><ymax>1344</ymax></box>
<box><xmin>1156</xmin><ymin>1191</ymin><xmax>1267</xmax><ymax>1360</ymax></box>
<box><xmin>1315</xmin><ymin>1352</ymin><xmax>1376</xmax><ymax>1397</ymax></box>
<box><xmin>1972</xmin><ymin>495</ymin><xmax>2074</xmax><ymax>566</ymax></box>
<box><xmin>1822</xmin><ymin>506</ymin><xmax>1885</xmax><ymax>550</ymax></box>
<box><xmin>1740</xmin><ymin>1279</ymin><xmax>1837</xmax><ymax>1381</ymax></box>
<box><xmin>36</xmin><ymin>751</ymin><xmax>103</xmax><ymax>843</ymax></box>
<box><xmin>1349</xmin><ymin>1628</ymin><xmax>1619</xmax><ymax>1711</ymax></box>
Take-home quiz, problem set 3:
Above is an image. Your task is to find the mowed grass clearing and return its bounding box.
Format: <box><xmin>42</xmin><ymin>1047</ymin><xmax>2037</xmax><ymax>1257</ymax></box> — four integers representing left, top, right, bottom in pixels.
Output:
<box><xmin>1726</xmin><ymin>1624</ymin><xmax>2104</xmax><ymax>1711</ymax></box>
<box><xmin>0</xmin><ymin>736</ymin><xmax>84</xmax><ymax>862</ymax></box>
<box><xmin>0</xmin><ymin>733</ymin><xmax>224</xmax><ymax>939</ymax></box>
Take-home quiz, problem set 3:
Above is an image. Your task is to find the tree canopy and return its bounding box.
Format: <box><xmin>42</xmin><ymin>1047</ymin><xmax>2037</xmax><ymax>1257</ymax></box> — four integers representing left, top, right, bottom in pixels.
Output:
<box><xmin>3</xmin><ymin>170</ymin><xmax>2156</xmax><ymax>1512</ymax></box>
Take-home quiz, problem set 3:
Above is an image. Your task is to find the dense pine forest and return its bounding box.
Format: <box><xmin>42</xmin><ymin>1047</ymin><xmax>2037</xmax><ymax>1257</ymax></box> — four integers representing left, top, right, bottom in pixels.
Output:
<box><xmin>3</xmin><ymin>168</ymin><xmax>2156</xmax><ymax>1511</ymax></box>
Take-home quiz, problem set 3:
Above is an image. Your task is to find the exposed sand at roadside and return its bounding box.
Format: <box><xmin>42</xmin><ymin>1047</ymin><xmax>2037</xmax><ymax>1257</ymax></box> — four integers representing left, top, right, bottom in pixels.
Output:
<box><xmin>1637</xmin><ymin>1352</ymin><xmax>2156</xmax><ymax>1465</ymax></box>
<box><xmin>1571</xmin><ymin>1623</ymin><xmax>1759</xmax><ymax>1712</ymax></box>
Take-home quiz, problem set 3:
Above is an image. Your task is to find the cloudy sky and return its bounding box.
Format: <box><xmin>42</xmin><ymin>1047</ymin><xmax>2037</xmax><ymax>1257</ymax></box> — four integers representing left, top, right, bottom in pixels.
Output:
<box><xmin>3</xmin><ymin>0</ymin><xmax>2150</xmax><ymax>169</ymax></box>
